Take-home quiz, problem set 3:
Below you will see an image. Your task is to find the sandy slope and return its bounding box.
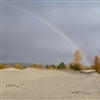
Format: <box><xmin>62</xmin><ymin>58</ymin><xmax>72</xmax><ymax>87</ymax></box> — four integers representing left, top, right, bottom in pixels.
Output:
<box><xmin>0</xmin><ymin>68</ymin><xmax>100</xmax><ymax>100</ymax></box>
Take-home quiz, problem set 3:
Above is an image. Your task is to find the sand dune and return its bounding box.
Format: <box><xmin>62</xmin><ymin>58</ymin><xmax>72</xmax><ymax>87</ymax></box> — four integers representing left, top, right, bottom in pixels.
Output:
<box><xmin>0</xmin><ymin>68</ymin><xmax>100</xmax><ymax>100</ymax></box>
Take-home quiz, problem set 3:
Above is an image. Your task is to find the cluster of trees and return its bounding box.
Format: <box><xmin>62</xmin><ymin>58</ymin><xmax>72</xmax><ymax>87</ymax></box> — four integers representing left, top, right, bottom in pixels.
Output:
<box><xmin>45</xmin><ymin>62</ymin><xmax>66</xmax><ymax>69</ymax></box>
<box><xmin>30</xmin><ymin>62</ymin><xmax>66</xmax><ymax>70</ymax></box>
<box><xmin>31</xmin><ymin>64</ymin><xmax>44</xmax><ymax>69</ymax></box>
<box><xmin>69</xmin><ymin>50</ymin><xmax>100</xmax><ymax>73</ymax></box>
<box><xmin>68</xmin><ymin>50</ymin><xmax>83</xmax><ymax>70</ymax></box>
<box><xmin>0</xmin><ymin>63</ymin><xmax>25</xmax><ymax>70</ymax></box>
<box><xmin>0</xmin><ymin>50</ymin><xmax>100</xmax><ymax>73</ymax></box>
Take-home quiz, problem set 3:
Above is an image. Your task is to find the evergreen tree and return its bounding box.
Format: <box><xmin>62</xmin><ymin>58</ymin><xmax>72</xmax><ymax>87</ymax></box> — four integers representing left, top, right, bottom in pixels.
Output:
<box><xmin>57</xmin><ymin>62</ymin><xmax>66</xmax><ymax>69</ymax></box>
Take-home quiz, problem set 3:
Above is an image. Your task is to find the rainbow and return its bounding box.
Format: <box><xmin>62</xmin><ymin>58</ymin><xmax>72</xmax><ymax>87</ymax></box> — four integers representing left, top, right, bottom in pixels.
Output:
<box><xmin>4</xmin><ymin>2</ymin><xmax>91</xmax><ymax>66</ymax></box>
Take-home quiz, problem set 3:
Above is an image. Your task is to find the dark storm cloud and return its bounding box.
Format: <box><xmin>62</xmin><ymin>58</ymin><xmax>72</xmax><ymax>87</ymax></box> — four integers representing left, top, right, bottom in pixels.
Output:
<box><xmin>1</xmin><ymin>1</ymin><xmax>100</xmax><ymax>65</ymax></box>
<box><xmin>40</xmin><ymin>2</ymin><xmax>100</xmax><ymax>64</ymax></box>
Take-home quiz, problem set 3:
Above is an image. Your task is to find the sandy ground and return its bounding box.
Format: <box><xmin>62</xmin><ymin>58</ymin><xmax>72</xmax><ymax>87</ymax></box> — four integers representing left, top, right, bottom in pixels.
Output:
<box><xmin>0</xmin><ymin>68</ymin><xmax>100</xmax><ymax>100</ymax></box>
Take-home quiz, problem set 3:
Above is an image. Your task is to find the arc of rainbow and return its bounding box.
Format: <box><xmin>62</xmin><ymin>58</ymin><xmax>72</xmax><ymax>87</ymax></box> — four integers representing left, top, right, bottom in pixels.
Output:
<box><xmin>4</xmin><ymin>2</ymin><xmax>91</xmax><ymax>66</ymax></box>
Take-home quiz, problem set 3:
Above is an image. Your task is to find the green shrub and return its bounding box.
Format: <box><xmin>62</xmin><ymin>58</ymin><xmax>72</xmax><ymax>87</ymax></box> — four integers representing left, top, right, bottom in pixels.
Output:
<box><xmin>51</xmin><ymin>64</ymin><xmax>56</xmax><ymax>69</ymax></box>
<box><xmin>23</xmin><ymin>66</ymin><xmax>26</xmax><ymax>69</ymax></box>
<box><xmin>31</xmin><ymin>64</ymin><xmax>43</xmax><ymax>69</ymax></box>
<box><xmin>69</xmin><ymin>63</ymin><xmax>82</xmax><ymax>70</ymax></box>
<box><xmin>33</xmin><ymin>64</ymin><xmax>37</xmax><ymax>68</ymax></box>
<box><xmin>14</xmin><ymin>63</ymin><xmax>24</xmax><ymax>70</ymax></box>
<box><xmin>31</xmin><ymin>64</ymin><xmax>35</xmax><ymax>68</ymax></box>
<box><xmin>49</xmin><ymin>65</ymin><xmax>55</xmax><ymax>70</ymax></box>
<box><xmin>45</xmin><ymin>64</ymin><xmax>55</xmax><ymax>70</ymax></box>
<box><xmin>0</xmin><ymin>63</ymin><xmax>4</xmax><ymax>69</ymax></box>
<box><xmin>81</xmin><ymin>66</ymin><xmax>92</xmax><ymax>70</ymax></box>
<box><xmin>45</xmin><ymin>65</ymin><xmax>49</xmax><ymax>68</ymax></box>
<box><xmin>37</xmin><ymin>65</ymin><xmax>44</xmax><ymax>69</ymax></box>
<box><xmin>31</xmin><ymin>64</ymin><xmax>39</xmax><ymax>68</ymax></box>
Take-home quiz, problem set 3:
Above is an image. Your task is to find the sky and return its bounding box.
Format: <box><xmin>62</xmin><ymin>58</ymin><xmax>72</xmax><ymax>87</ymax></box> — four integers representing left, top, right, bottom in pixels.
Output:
<box><xmin>0</xmin><ymin>0</ymin><xmax>100</xmax><ymax>65</ymax></box>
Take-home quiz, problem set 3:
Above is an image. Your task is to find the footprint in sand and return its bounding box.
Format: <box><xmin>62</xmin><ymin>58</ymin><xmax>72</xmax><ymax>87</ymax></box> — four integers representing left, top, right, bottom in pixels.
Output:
<box><xmin>3</xmin><ymin>83</ymin><xmax>24</xmax><ymax>88</ymax></box>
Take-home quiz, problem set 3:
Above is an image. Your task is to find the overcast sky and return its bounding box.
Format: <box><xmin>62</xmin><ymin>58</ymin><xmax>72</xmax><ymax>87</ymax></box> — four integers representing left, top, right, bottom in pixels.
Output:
<box><xmin>0</xmin><ymin>0</ymin><xmax>100</xmax><ymax>65</ymax></box>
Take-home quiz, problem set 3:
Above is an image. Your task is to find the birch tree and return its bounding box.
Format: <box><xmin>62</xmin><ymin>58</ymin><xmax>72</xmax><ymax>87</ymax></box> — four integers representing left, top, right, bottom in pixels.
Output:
<box><xmin>73</xmin><ymin>50</ymin><xmax>82</xmax><ymax>64</ymax></box>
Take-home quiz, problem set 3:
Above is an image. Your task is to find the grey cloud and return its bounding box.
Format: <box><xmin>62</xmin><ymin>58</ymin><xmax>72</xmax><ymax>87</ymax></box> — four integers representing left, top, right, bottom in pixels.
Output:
<box><xmin>1</xmin><ymin>1</ymin><xmax>100</xmax><ymax>65</ymax></box>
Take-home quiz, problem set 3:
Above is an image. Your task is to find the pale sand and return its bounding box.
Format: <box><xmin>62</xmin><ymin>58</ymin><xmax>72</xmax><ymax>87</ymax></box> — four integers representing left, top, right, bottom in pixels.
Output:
<box><xmin>0</xmin><ymin>68</ymin><xmax>100</xmax><ymax>100</ymax></box>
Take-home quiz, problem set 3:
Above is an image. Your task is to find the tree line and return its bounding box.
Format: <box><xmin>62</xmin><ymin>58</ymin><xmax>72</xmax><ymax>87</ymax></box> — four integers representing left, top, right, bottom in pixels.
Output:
<box><xmin>0</xmin><ymin>50</ymin><xmax>100</xmax><ymax>73</ymax></box>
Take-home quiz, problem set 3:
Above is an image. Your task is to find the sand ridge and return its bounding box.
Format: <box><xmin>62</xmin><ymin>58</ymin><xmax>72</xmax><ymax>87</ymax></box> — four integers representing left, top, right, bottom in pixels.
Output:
<box><xmin>0</xmin><ymin>68</ymin><xmax>100</xmax><ymax>99</ymax></box>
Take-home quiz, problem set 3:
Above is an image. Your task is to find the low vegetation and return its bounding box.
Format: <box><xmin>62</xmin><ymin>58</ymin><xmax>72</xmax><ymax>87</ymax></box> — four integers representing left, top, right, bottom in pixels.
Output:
<box><xmin>69</xmin><ymin>63</ymin><xmax>82</xmax><ymax>71</ymax></box>
<box><xmin>30</xmin><ymin>64</ymin><xmax>44</xmax><ymax>69</ymax></box>
<box><xmin>45</xmin><ymin>64</ymin><xmax>55</xmax><ymax>70</ymax></box>
<box><xmin>0</xmin><ymin>50</ymin><xmax>100</xmax><ymax>74</ymax></box>
<box><xmin>92</xmin><ymin>56</ymin><xmax>100</xmax><ymax>73</ymax></box>
<box><xmin>0</xmin><ymin>63</ymin><xmax>4</xmax><ymax>69</ymax></box>
<box><xmin>68</xmin><ymin>50</ymin><xmax>82</xmax><ymax>71</ymax></box>
<box><xmin>14</xmin><ymin>64</ymin><xmax>24</xmax><ymax>70</ymax></box>
<box><xmin>57</xmin><ymin>62</ymin><xmax>66</xmax><ymax>69</ymax></box>
<box><xmin>4</xmin><ymin>64</ymin><xmax>11</xmax><ymax>69</ymax></box>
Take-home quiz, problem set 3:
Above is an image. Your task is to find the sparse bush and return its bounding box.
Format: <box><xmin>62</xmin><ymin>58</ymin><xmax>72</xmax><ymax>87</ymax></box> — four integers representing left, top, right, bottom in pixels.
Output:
<box><xmin>91</xmin><ymin>65</ymin><xmax>94</xmax><ymax>69</ymax></box>
<box><xmin>45</xmin><ymin>65</ymin><xmax>55</xmax><ymax>70</ymax></box>
<box><xmin>81</xmin><ymin>66</ymin><xmax>92</xmax><ymax>70</ymax></box>
<box><xmin>93</xmin><ymin>55</ymin><xmax>100</xmax><ymax>73</ymax></box>
<box><xmin>31</xmin><ymin>64</ymin><xmax>38</xmax><ymax>68</ymax></box>
<box><xmin>38</xmin><ymin>64</ymin><xmax>44</xmax><ymax>69</ymax></box>
<box><xmin>51</xmin><ymin>64</ymin><xmax>56</xmax><ymax>69</ymax></box>
<box><xmin>31</xmin><ymin>64</ymin><xmax>43</xmax><ymax>69</ymax></box>
<box><xmin>49</xmin><ymin>65</ymin><xmax>55</xmax><ymax>70</ymax></box>
<box><xmin>14</xmin><ymin>63</ymin><xmax>24</xmax><ymax>70</ymax></box>
<box><xmin>33</xmin><ymin>64</ymin><xmax>38</xmax><ymax>68</ymax></box>
<box><xmin>69</xmin><ymin>63</ymin><xmax>82</xmax><ymax>70</ymax></box>
<box><xmin>57</xmin><ymin>62</ymin><xmax>66</xmax><ymax>69</ymax></box>
<box><xmin>4</xmin><ymin>64</ymin><xmax>11</xmax><ymax>69</ymax></box>
<box><xmin>45</xmin><ymin>65</ymin><xmax>49</xmax><ymax>68</ymax></box>
<box><xmin>23</xmin><ymin>66</ymin><xmax>26</xmax><ymax>69</ymax></box>
<box><xmin>0</xmin><ymin>63</ymin><xmax>4</xmax><ymax>69</ymax></box>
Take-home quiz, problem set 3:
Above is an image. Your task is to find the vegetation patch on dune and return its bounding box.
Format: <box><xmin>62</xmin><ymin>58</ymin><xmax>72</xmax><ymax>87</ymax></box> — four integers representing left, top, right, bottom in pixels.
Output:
<box><xmin>0</xmin><ymin>50</ymin><xmax>100</xmax><ymax>74</ymax></box>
